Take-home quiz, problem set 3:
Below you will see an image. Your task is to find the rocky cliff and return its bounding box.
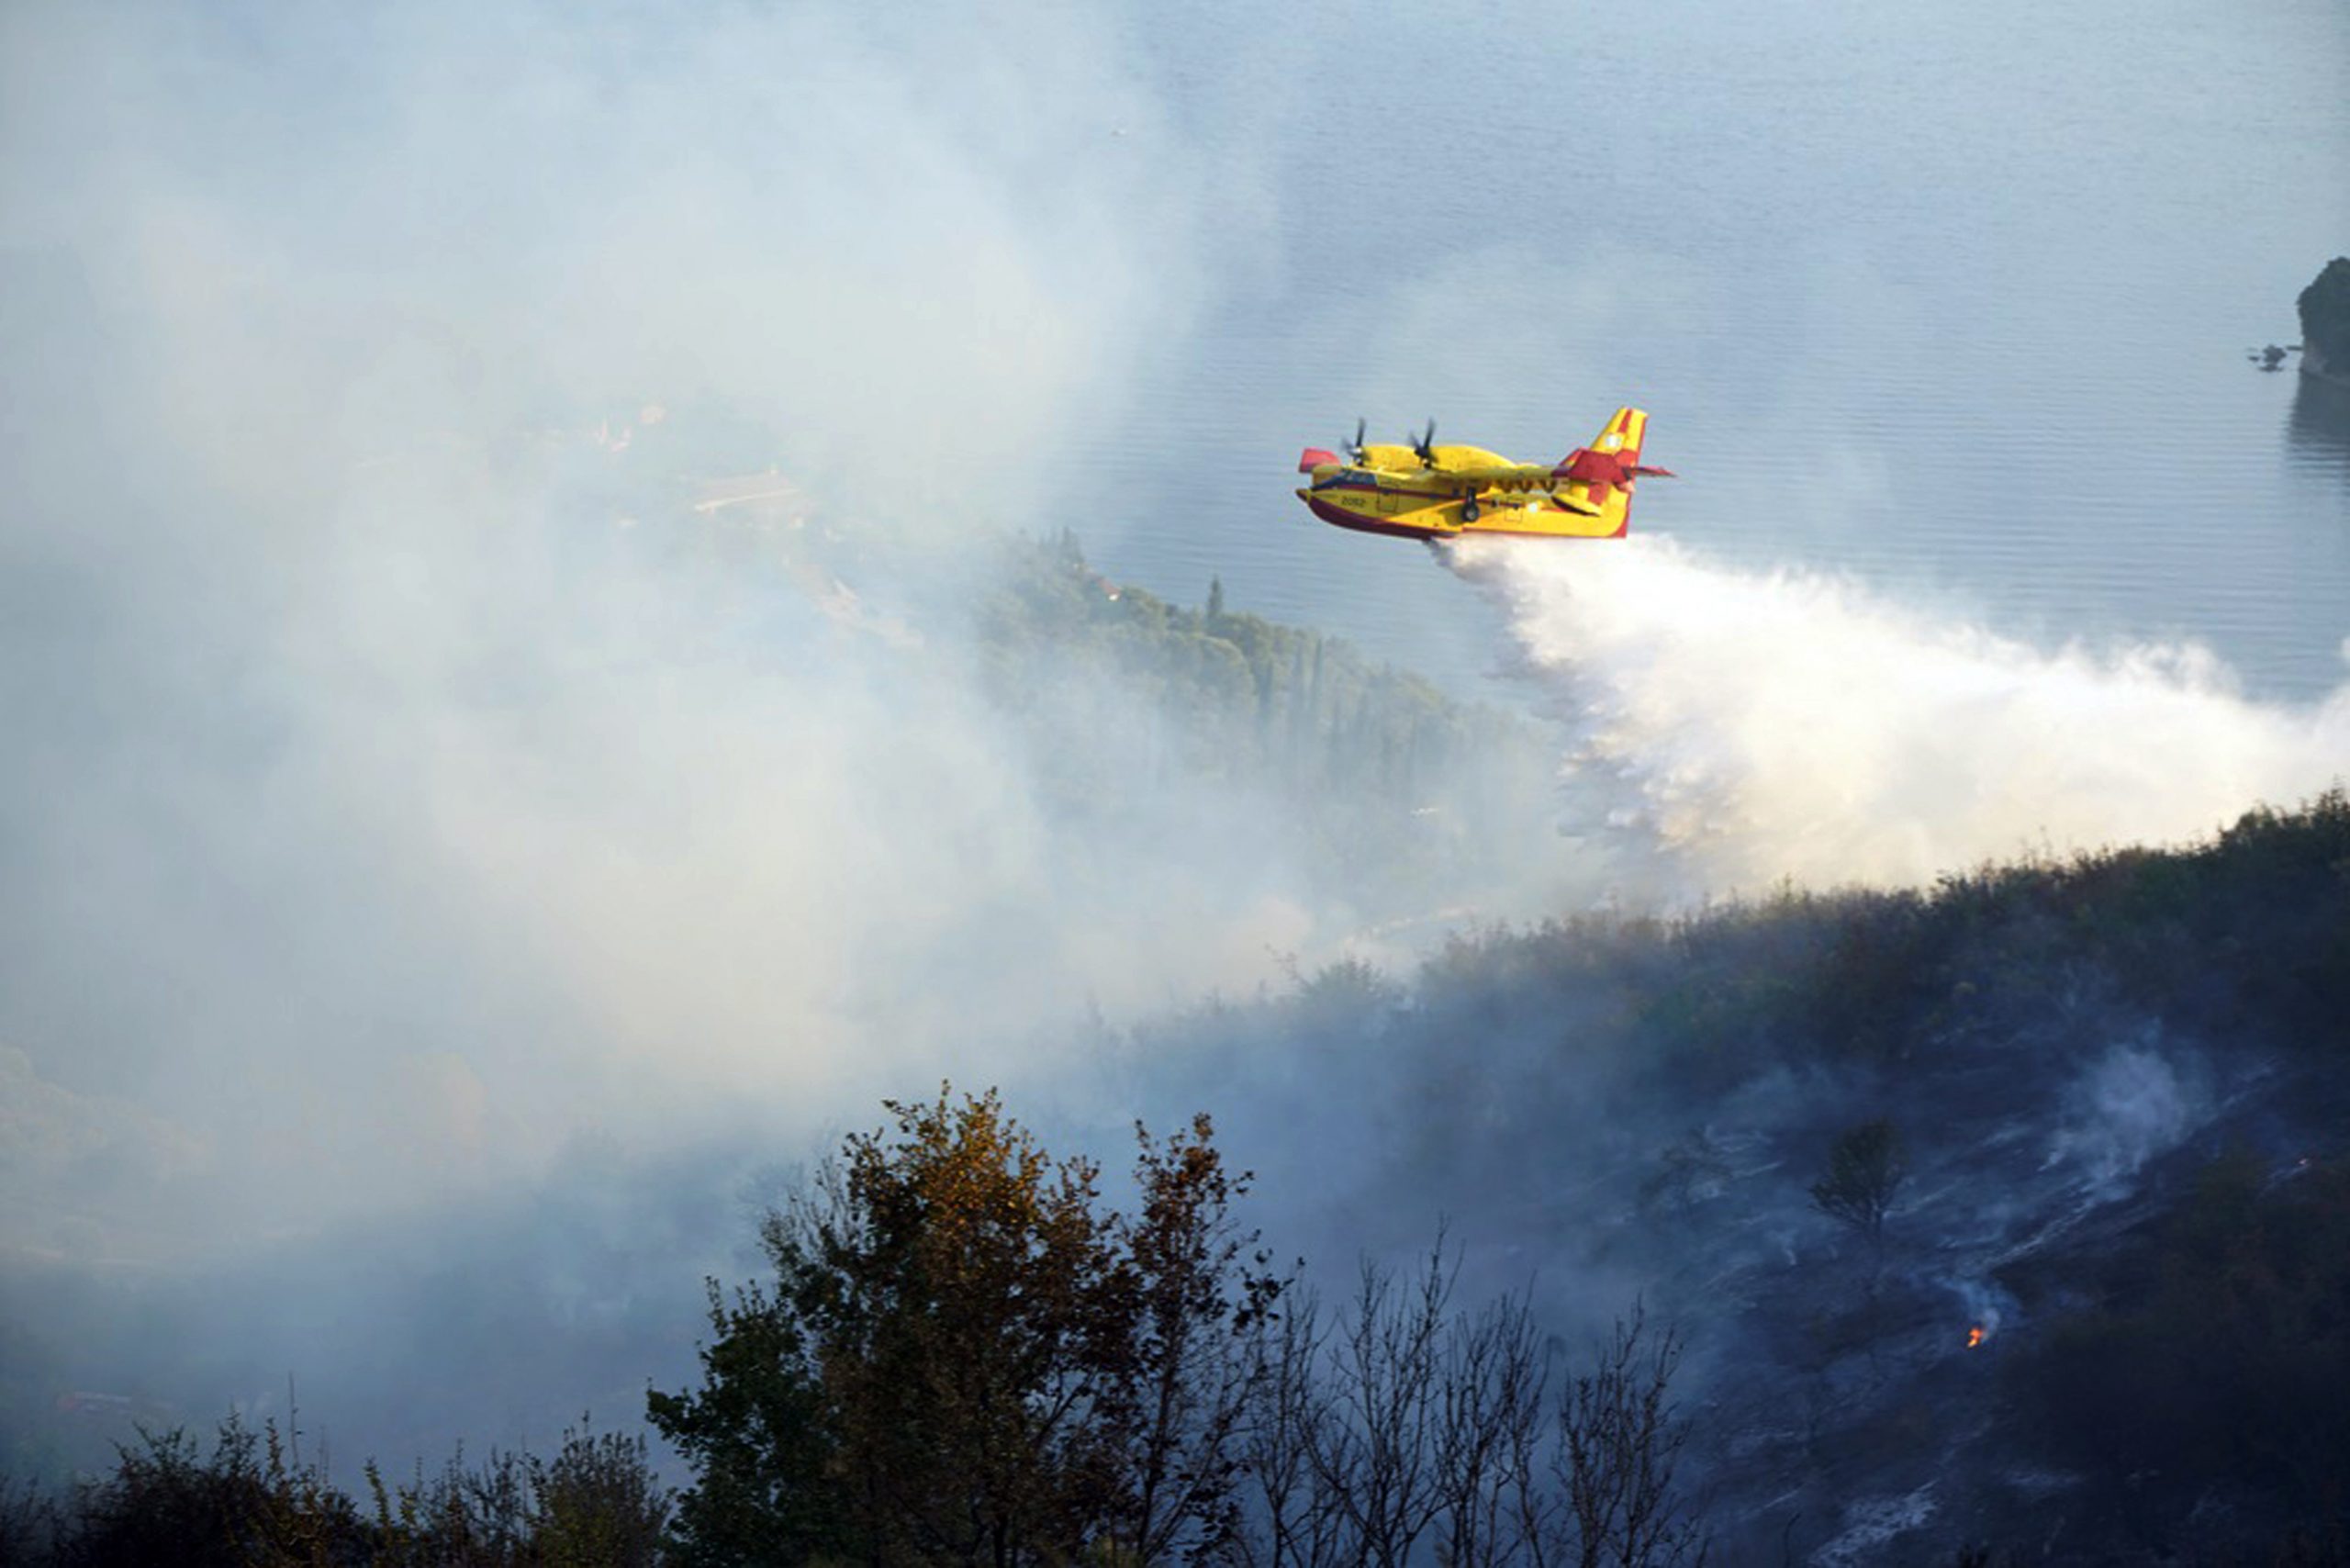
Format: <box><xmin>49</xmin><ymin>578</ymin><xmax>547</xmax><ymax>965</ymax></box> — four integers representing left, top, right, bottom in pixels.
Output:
<box><xmin>2299</xmin><ymin>256</ymin><xmax>2350</xmax><ymax>384</ymax></box>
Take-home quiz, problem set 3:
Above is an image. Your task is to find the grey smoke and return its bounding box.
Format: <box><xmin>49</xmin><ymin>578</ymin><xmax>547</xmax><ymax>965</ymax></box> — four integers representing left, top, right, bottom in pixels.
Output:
<box><xmin>2043</xmin><ymin>1039</ymin><xmax>2204</xmax><ymax>1194</ymax></box>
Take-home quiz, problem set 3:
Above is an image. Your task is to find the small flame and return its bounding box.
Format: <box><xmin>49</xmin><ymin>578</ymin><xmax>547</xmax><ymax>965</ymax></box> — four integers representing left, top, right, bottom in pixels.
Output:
<box><xmin>1965</xmin><ymin>1325</ymin><xmax>1986</xmax><ymax>1349</ymax></box>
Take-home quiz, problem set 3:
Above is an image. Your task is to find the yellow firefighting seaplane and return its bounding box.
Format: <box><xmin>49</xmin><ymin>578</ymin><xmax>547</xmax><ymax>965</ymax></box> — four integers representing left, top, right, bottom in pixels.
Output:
<box><xmin>1295</xmin><ymin>407</ymin><xmax>1671</xmax><ymax>541</ymax></box>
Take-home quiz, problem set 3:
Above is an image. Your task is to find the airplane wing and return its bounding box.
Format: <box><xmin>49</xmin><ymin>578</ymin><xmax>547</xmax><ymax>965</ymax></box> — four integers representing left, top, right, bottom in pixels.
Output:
<box><xmin>1439</xmin><ymin>458</ymin><xmax>1555</xmax><ymax>487</ymax></box>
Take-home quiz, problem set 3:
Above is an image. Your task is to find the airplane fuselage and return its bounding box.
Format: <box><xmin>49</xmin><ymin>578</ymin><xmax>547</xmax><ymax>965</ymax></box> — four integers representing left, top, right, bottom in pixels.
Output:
<box><xmin>1294</xmin><ymin>408</ymin><xmax>1655</xmax><ymax>543</ymax></box>
<box><xmin>1297</xmin><ymin>465</ymin><xmax>1628</xmax><ymax>541</ymax></box>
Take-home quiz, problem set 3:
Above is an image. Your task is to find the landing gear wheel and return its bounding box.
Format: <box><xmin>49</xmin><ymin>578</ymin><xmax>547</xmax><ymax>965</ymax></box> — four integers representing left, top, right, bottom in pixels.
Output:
<box><xmin>1460</xmin><ymin>498</ymin><xmax>1481</xmax><ymax>523</ymax></box>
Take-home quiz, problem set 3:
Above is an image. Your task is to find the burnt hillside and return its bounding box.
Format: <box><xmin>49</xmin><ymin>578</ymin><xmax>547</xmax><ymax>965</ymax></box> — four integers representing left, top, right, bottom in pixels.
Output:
<box><xmin>1115</xmin><ymin>790</ymin><xmax>2350</xmax><ymax>1563</ymax></box>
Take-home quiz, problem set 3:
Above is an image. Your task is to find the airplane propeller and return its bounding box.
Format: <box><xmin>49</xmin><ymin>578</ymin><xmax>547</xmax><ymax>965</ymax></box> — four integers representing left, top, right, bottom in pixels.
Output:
<box><xmin>1344</xmin><ymin>417</ymin><xmax>1367</xmax><ymax>465</ymax></box>
<box><xmin>1412</xmin><ymin>419</ymin><xmax>1438</xmax><ymax>469</ymax></box>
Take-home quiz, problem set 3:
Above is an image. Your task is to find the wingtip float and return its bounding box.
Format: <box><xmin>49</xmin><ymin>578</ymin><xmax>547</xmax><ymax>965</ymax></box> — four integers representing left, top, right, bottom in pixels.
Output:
<box><xmin>1295</xmin><ymin>406</ymin><xmax>1672</xmax><ymax>543</ymax></box>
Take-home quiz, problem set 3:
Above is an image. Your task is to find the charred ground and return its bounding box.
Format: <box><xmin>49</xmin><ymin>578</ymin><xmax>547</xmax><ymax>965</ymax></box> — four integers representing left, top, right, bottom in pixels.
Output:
<box><xmin>1112</xmin><ymin>790</ymin><xmax>2350</xmax><ymax>1562</ymax></box>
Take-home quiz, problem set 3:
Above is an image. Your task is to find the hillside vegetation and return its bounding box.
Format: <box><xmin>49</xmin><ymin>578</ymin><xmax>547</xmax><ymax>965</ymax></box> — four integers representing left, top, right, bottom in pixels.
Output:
<box><xmin>6</xmin><ymin>791</ymin><xmax>2346</xmax><ymax>1563</ymax></box>
<box><xmin>975</xmin><ymin>532</ymin><xmax>1556</xmax><ymax>912</ymax></box>
<box><xmin>1110</xmin><ymin>789</ymin><xmax>2350</xmax><ymax>1563</ymax></box>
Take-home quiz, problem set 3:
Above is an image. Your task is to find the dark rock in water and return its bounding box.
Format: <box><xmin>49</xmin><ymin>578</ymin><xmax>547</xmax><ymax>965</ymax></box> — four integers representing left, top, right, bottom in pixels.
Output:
<box><xmin>2298</xmin><ymin>257</ymin><xmax>2350</xmax><ymax>385</ymax></box>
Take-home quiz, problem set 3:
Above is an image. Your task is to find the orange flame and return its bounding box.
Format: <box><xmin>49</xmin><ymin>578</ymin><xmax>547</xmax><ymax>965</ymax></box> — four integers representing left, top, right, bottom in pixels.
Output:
<box><xmin>1965</xmin><ymin>1325</ymin><xmax>1986</xmax><ymax>1349</ymax></box>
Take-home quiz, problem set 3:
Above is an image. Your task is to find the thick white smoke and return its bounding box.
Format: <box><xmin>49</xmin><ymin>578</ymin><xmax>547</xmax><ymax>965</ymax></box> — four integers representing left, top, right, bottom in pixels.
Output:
<box><xmin>0</xmin><ymin>0</ymin><xmax>1291</xmax><ymax>1262</ymax></box>
<box><xmin>1450</xmin><ymin>534</ymin><xmax>2350</xmax><ymax>894</ymax></box>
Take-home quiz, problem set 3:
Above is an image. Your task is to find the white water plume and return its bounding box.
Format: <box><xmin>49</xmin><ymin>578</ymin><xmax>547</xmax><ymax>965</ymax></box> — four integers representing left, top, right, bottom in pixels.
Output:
<box><xmin>1449</xmin><ymin>535</ymin><xmax>2350</xmax><ymax>895</ymax></box>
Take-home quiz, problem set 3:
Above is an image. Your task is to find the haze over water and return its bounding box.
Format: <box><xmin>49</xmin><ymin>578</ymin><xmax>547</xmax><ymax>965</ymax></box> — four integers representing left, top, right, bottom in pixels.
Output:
<box><xmin>1082</xmin><ymin>0</ymin><xmax>2350</xmax><ymax>703</ymax></box>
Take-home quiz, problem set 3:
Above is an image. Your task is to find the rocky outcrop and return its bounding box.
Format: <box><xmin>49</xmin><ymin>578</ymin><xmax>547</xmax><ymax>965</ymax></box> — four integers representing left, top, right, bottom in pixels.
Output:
<box><xmin>2298</xmin><ymin>256</ymin><xmax>2350</xmax><ymax>385</ymax></box>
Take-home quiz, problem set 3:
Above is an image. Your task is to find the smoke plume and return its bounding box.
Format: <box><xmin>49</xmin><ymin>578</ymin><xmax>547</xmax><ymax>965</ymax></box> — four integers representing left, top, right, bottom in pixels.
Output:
<box><xmin>0</xmin><ymin>0</ymin><xmax>1287</xmax><ymax>1262</ymax></box>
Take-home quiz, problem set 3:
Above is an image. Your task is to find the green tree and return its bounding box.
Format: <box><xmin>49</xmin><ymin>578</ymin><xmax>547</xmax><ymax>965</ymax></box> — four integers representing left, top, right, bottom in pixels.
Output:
<box><xmin>46</xmin><ymin>1417</ymin><xmax>369</xmax><ymax>1568</ymax></box>
<box><xmin>650</xmin><ymin>1086</ymin><xmax>1281</xmax><ymax>1567</ymax></box>
<box><xmin>644</xmin><ymin>1278</ymin><xmax>836</xmax><ymax>1565</ymax></box>
<box><xmin>364</xmin><ymin>1418</ymin><xmax>669</xmax><ymax>1568</ymax></box>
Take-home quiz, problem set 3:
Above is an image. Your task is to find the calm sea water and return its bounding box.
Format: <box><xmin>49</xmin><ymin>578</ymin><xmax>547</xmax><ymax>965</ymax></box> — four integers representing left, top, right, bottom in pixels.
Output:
<box><xmin>1080</xmin><ymin>0</ymin><xmax>2350</xmax><ymax>704</ymax></box>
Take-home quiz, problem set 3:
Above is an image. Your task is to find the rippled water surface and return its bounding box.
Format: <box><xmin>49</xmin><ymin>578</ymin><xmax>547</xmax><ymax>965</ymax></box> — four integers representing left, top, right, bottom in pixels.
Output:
<box><xmin>1075</xmin><ymin>0</ymin><xmax>2350</xmax><ymax>704</ymax></box>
